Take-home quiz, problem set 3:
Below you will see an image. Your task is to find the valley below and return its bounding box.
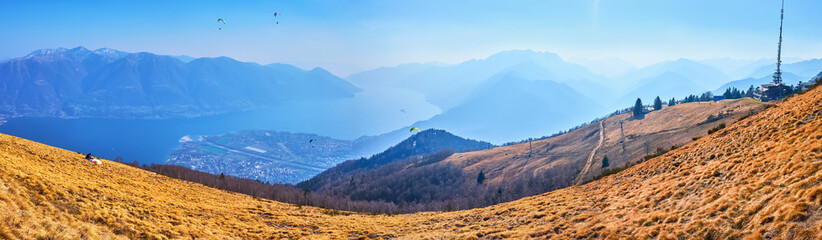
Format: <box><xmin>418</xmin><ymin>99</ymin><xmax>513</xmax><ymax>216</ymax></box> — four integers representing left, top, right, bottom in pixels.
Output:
<box><xmin>167</xmin><ymin>130</ymin><xmax>366</xmax><ymax>184</ymax></box>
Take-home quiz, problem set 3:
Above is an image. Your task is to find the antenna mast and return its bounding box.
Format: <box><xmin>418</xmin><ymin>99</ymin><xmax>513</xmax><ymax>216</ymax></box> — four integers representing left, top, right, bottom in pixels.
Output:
<box><xmin>773</xmin><ymin>0</ymin><xmax>784</xmax><ymax>85</ymax></box>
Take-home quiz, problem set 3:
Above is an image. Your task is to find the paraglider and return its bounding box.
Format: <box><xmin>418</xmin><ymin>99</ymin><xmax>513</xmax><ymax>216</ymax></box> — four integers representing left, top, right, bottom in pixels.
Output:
<box><xmin>273</xmin><ymin>12</ymin><xmax>280</xmax><ymax>24</ymax></box>
<box><xmin>309</xmin><ymin>138</ymin><xmax>316</xmax><ymax>148</ymax></box>
<box><xmin>217</xmin><ymin>18</ymin><xmax>226</xmax><ymax>30</ymax></box>
<box><xmin>409</xmin><ymin>128</ymin><xmax>420</xmax><ymax>155</ymax></box>
<box><xmin>85</xmin><ymin>153</ymin><xmax>102</xmax><ymax>165</ymax></box>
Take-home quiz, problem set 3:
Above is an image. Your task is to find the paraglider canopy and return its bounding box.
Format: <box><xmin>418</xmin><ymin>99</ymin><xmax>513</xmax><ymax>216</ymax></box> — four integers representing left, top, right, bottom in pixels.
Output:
<box><xmin>309</xmin><ymin>138</ymin><xmax>315</xmax><ymax>143</ymax></box>
<box><xmin>409</xmin><ymin>127</ymin><xmax>420</xmax><ymax>133</ymax></box>
<box><xmin>217</xmin><ymin>18</ymin><xmax>226</xmax><ymax>30</ymax></box>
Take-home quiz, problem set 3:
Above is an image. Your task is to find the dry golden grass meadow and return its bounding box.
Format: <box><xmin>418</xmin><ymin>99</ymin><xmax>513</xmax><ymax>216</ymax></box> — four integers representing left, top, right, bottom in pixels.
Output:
<box><xmin>444</xmin><ymin>98</ymin><xmax>770</xmax><ymax>187</ymax></box>
<box><xmin>2</xmin><ymin>85</ymin><xmax>822</xmax><ymax>239</ymax></box>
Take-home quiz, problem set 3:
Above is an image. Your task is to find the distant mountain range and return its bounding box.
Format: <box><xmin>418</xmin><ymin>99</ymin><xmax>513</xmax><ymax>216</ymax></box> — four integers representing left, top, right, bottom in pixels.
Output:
<box><xmin>613</xmin><ymin>59</ymin><xmax>730</xmax><ymax>106</ymax></box>
<box><xmin>351</xmin><ymin>71</ymin><xmax>606</xmax><ymax>149</ymax></box>
<box><xmin>2</xmin><ymin>46</ymin><xmax>819</xmax><ymax>147</ymax></box>
<box><xmin>345</xmin><ymin>50</ymin><xmax>815</xmax><ymax>145</ymax></box>
<box><xmin>349</xmin><ymin>50</ymin><xmax>613</xmax><ymax>110</ymax></box>
<box><xmin>747</xmin><ymin>58</ymin><xmax>822</xmax><ymax>80</ymax></box>
<box><xmin>0</xmin><ymin>47</ymin><xmax>360</xmax><ymax>118</ymax></box>
<box><xmin>347</xmin><ymin>49</ymin><xmax>815</xmax><ymax>113</ymax></box>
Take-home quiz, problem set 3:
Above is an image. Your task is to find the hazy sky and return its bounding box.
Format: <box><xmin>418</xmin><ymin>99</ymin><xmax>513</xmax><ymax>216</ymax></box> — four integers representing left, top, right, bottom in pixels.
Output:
<box><xmin>1</xmin><ymin>0</ymin><xmax>820</xmax><ymax>76</ymax></box>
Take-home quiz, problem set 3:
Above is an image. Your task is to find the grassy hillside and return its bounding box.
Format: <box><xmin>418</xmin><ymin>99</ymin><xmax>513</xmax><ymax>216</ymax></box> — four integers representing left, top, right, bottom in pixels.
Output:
<box><xmin>0</xmin><ymin>134</ymin><xmax>410</xmax><ymax>239</ymax></box>
<box><xmin>452</xmin><ymin>98</ymin><xmax>768</xmax><ymax>185</ymax></box>
<box><xmin>2</xmin><ymin>86</ymin><xmax>822</xmax><ymax>238</ymax></box>
<box><xmin>297</xmin><ymin>98</ymin><xmax>769</xmax><ymax>213</ymax></box>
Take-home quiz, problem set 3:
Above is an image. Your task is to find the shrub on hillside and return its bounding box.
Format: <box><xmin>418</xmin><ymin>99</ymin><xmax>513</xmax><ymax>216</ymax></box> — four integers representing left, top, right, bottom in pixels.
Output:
<box><xmin>708</xmin><ymin>123</ymin><xmax>726</xmax><ymax>134</ymax></box>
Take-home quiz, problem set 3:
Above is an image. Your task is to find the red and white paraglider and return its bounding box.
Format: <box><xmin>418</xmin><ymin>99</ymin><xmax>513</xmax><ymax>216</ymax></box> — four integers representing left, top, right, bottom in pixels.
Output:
<box><xmin>85</xmin><ymin>153</ymin><xmax>102</xmax><ymax>165</ymax></box>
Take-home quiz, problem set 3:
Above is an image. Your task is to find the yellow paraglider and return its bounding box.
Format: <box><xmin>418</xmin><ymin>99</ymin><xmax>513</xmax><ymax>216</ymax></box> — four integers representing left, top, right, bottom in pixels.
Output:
<box><xmin>409</xmin><ymin>127</ymin><xmax>420</xmax><ymax>133</ymax></box>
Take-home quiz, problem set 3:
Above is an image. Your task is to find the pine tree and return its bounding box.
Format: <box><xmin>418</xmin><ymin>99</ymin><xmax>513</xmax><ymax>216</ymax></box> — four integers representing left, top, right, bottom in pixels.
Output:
<box><xmin>601</xmin><ymin>155</ymin><xmax>610</xmax><ymax>168</ymax></box>
<box><xmin>683</xmin><ymin>95</ymin><xmax>697</xmax><ymax>103</ymax></box>
<box><xmin>668</xmin><ymin>98</ymin><xmax>676</xmax><ymax>107</ymax></box>
<box><xmin>653</xmin><ymin>96</ymin><xmax>662</xmax><ymax>110</ymax></box>
<box><xmin>477</xmin><ymin>170</ymin><xmax>486</xmax><ymax>184</ymax></box>
<box><xmin>700</xmin><ymin>92</ymin><xmax>712</xmax><ymax>101</ymax></box>
<box><xmin>723</xmin><ymin>88</ymin><xmax>731</xmax><ymax>99</ymax></box>
<box><xmin>633</xmin><ymin>98</ymin><xmax>644</xmax><ymax>119</ymax></box>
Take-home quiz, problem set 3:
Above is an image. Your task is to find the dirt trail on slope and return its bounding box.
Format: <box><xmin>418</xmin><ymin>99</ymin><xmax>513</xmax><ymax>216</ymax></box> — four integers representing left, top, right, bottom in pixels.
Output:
<box><xmin>575</xmin><ymin>120</ymin><xmax>605</xmax><ymax>184</ymax></box>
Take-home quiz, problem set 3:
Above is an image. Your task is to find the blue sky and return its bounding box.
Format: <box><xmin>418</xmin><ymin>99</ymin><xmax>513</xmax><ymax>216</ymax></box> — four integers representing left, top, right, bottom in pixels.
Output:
<box><xmin>1</xmin><ymin>0</ymin><xmax>820</xmax><ymax>76</ymax></box>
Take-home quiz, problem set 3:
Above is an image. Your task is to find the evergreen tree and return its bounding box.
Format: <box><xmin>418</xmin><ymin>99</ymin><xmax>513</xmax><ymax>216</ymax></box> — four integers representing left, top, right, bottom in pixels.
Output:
<box><xmin>723</xmin><ymin>88</ymin><xmax>733</xmax><ymax>99</ymax></box>
<box><xmin>653</xmin><ymin>96</ymin><xmax>662</xmax><ymax>110</ymax></box>
<box><xmin>633</xmin><ymin>98</ymin><xmax>644</xmax><ymax>119</ymax></box>
<box><xmin>219</xmin><ymin>173</ymin><xmax>225</xmax><ymax>180</ymax></box>
<box><xmin>477</xmin><ymin>170</ymin><xmax>486</xmax><ymax>184</ymax></box>
<box><xmin>700</xmin><ymin>92</ymin><xmax>712</xmax><ymax>101</ymax></box>
<box><xmin>683</xmin><ymin>95</ymin><xmax>698</xmax><ymax>103</ymax></box>
<box><xmin>668</xmin><ymin>98</ymin><xmax>676</xmax><ymax>107</ymax></box>
<box><xmin>601</xmin><ymin>155</ymin><xmax>610</xmax><ymax>168</ymax></box>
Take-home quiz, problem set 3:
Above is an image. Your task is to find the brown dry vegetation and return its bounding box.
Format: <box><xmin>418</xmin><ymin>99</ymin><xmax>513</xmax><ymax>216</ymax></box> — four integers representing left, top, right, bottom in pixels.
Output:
<box><xmin>300</xmin><ymin>99</ymin><xmax>770</xmax><ymax>213</ymax></box>
<box><xmin>1</xmin><ymin>87</ymin><xmax>821</xmax><ymax>238</ymax></box>
<box><xmin>448</xmin><ymin>98</ymin><xmax>769</xmax><ymax>188</ymax></box>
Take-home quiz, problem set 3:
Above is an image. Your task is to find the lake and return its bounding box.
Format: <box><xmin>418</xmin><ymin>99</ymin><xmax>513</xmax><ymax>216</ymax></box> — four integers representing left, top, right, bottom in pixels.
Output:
<box><xmin>0</xmin><ymin>107</ymin><xmax>375</xmax><ymax>165</ymax></box>
<box><xmin>0</xmin><ymin>110</ymin><xmax>289</xmax><ymax>165</ymax></box>
<box><xmin>0</xmin><ymin>88</ymin><xmax>440</xmax><ymax>165</ymax></box>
